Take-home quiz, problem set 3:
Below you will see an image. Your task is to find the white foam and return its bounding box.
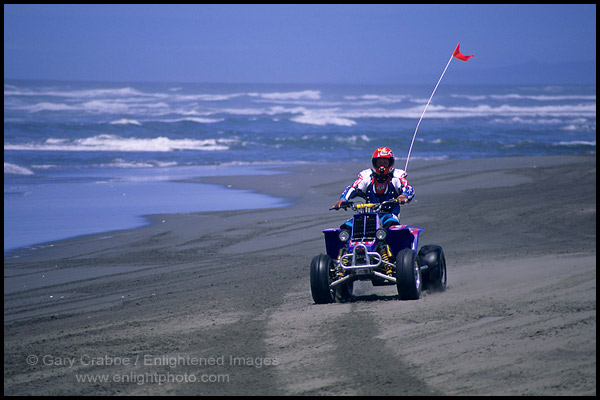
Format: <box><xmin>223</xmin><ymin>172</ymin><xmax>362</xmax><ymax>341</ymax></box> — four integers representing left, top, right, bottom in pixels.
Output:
<box><xmin>4</xmin><ymin>86</ymin><xmax>145</xmax><ymax>98</ymax></box>
<box><xmin>222</xmin><ymin>102</ymin><xmax>593</xmax><ymax>120</ymax></box>
<box><xmin>4</xmin><ymin>135</ymin><xmax>232</xmax><ymax>152</ymax></box>
<box><xmin>248</xmin><ymin>90</ymin><xmax>321</xmax><ymax>101</ymax></box>
<box><xmin>387</xmin><ymin>103</ymin><xmax>596</xmax><ymax>119</ymax></box>
<box><xmin>8</xmin><ymin>82</ymin><xmax>595</xmax><ymax>122</ymax></box>
<box><xmin>159</xmin><ymin>117</ymin><xmax>224</xmax><ymax>124</ymax></box>
<box><xmin>5</xmin><ymin>86</ymin><xmax>323</xmax><ymax>105</ymax></box>
<box><xmin>450</xmin><ymin>94</ymin><xmax>487</xmax><ymax>101</ymax></box>
<box><xmin>555</xmin><ymin>140</ymin><xmax>596</xmax><ymax>146</ymax></box>
<box><xmin>561</xmin><ymin>125</ymin><xmax>578</xmax><ymax>131</ymax></box>
<box><xmin>30</xmin><ymin>164</ymin><xmax>57</xmax><ymax>170</ymax></box>
<box><xmin>452</xmin><ymin>93</ymin><xmax>596</xmax><ymax>102</ymax></box>
<box><xmin>334</xmin><ymin>135</ymin><xmax>371</xmax><ymax>144</ymax></box>
<box><xmin>490</xmin><ymin>94</ymin><xmax>596</xmax><ymax>101</ymax></box>
<box><xmin>344</xmin><ymin>94</ymin><xmax>408</xmax><ymax>104</ymax></box>
<box><xmin>278</xmin><ymin>102</ymin><xmax>596</xmax><ymax>124</ymax></box>
<box><xmin>290</xmin><ymin>111</ymin><xmax>356</xmax><ymax>127</ymax></box>
<box><xmin>171</xmin><ymin>93</ymin><xmax>245</xmax><ymax>101</ymax></box>
<box><xmin>110</xmin><ymin>119</ymin><xmax>142</xmax><ymax>126</ymax></box>
<box><xmin>82</xmin><ymin>100</ymin><xmax>145</xmax><ymax>114</ymax></box>
<box><xmin>17</xmin><ymin>98</ymin><xmax>595</xmax><ymax>124</ymax></box>
<box><xmin>23</xmin><ymin>102</ymin><xmax>78</xmax><ymax>112</ymax></box>
<box><xmin>4</xmin><ymin>162</ymin><xmax>34</xmax><ymax>175</ymax></box>
<box><xmin>100</xmin><ymin>159</ymin><xmax>180</xmax><ymax>168</ymax></box>
<box><xmin>214</xmin><ymin>105</ymin><xmax>307</xmax><ymax>117</ymax></box>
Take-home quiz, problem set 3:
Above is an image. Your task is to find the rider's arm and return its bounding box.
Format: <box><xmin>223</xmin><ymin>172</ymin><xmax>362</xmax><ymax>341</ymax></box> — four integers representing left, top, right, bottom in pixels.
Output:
<box><xmin>333</xmin><ymin>185</ymin><xmax>358</xmax><ymax>210</ymax></box>
<box><xmin>339</xmin><ymin>169</ymin><xmax>371</xmax><ymax>201</ymax></box>
<box><xmin>401</xmin><ymin>185</ymin><xmax>414</xmax><ymax>203</ymax></box>
<box><xmin>396</xmin><ymin>194</ymin><xmax>409</xmax><ymax>204</ymax></box>
<box><xmin>333</xmin><ymin>170</ymin><xmax>370</xmax><ymax>209</ymax></box>
<box><xmin>339</xmin><ymin>185</ymin><xmax>356</xmax><ymax>202</ymax></box>
<box><xmin>393</xmin><ymin>170</ymin><xmax>414</xmax><ymax>203</ymax></box>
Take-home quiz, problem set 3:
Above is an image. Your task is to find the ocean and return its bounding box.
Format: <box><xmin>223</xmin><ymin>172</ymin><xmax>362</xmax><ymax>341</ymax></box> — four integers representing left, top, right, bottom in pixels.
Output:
<box><xmin>4</xmin><ymin>80</ymin><xmax>596</xmax><ymax>252</ymax></box>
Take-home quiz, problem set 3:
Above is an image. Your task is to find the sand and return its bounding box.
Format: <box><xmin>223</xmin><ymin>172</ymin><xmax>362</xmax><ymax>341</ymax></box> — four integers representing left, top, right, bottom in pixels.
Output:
<box><xmin>3</xmin><ymin>155</ymin><xmax>596</xmax><ymax>395</ymax></box>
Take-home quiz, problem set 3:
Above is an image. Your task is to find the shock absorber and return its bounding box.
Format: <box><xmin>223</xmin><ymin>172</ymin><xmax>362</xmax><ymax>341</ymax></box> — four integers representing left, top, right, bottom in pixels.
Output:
<box><xmin>381</xmin><ymin>245</ymin><xmax>393</xmax><ymax>274</ymax></box>
<box><xmin>338</xmin><ymin>249</ymin><xmax>348</xmax><ymax>276</ymax></box>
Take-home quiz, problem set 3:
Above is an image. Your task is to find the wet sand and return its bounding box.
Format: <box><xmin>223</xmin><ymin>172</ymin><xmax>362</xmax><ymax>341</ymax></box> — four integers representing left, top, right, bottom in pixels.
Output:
<box><xmin>4</xmin><ymin>155</ymin><xmax>596</xmax><ymax>395</ymax></box>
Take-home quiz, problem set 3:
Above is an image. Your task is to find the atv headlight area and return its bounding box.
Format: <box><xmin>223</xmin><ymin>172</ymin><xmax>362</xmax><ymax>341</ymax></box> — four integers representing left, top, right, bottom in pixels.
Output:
<box><xmin>339</xmin><ymin>229</ymin><xmax>351</xmax><ymax>242</ymax></box>
<box><xmin>375</xmin><ymin>228</ymin><xmax>387</xmax><ymax>241</ymax></box>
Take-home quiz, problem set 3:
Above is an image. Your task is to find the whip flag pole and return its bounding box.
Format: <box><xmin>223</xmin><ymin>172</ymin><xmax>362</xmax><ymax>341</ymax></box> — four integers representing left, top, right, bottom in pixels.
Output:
<box><xmin>404</xmin><ymin>43</ymin><xmax>474</xmax><ymax>172</ymax></box>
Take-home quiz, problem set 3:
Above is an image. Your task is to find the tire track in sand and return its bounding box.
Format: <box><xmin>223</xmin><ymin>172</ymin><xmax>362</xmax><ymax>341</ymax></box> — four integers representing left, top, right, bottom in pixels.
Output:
<box><xmin>264</xmin><ymin>281</ymin><xmax>441</xmax><ymax>395</ymax></box>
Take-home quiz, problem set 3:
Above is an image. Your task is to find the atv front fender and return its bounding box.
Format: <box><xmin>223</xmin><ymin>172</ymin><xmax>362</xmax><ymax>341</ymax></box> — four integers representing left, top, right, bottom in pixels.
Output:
<box><xmin>323</xmin><ymin>228</ymin><xmax>343</xmax><ymax>259</ymax></box>
<box><xmin>388</xmin><ymin>225</ymin><xmax>424</xmax><ymax>255</ymax></box>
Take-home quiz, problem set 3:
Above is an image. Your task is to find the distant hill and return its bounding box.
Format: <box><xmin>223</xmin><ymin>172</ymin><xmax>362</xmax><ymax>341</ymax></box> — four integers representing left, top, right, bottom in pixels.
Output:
<box><xmin>446</xmin><ymin>59</ymin><xmax>596</xmax><ymax>85</ymax></box>
<box><xmin>389</xmin><ymin>59</ymin><xmax>596</xmax><ymax>85</ymax></box>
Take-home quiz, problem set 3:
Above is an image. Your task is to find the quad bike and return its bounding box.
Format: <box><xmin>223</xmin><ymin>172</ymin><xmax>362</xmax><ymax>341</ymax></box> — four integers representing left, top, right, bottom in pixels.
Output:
<box><xmin>310</xmin><ymin>199</ymin><xmax>446</xmax><ymax>303</ymax></box>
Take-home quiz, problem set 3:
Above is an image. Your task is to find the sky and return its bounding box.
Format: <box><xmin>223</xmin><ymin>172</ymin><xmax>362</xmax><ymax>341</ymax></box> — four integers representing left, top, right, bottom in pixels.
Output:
<box><xmin>3</xmin><ymin>4</ymin><xmax>597</xmax><ymax>84</ymax></box>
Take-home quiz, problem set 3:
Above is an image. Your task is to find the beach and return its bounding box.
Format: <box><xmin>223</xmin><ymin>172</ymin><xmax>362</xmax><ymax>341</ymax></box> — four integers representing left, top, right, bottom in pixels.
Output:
<box><xmin>3</xmin><ymin>155</ymin><xmax>596</xmax><ymax>395</ymax></box>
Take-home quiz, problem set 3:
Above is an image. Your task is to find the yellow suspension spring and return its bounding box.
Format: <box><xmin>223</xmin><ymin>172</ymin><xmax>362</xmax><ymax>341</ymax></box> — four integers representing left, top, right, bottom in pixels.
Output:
<box><xmin>381</xmin><ymin>246</ymin><xmax>393</xmax><ymax>274</ymax></box>
<box><xmin>337</xmin><ymin>249</ymin><xmax>347</xmax><ymax>276</ymax></box>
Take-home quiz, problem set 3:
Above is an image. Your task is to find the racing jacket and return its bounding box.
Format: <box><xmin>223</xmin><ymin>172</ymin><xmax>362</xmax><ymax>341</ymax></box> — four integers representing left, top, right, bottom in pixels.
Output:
<box><xmin>339</xmin><ymin>168</ymin><xmax>414</xmax><ymax>214</ymax></box>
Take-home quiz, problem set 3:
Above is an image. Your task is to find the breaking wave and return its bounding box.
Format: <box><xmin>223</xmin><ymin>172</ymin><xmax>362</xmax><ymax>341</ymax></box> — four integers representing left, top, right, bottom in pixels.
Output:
<box><xmin>4</xmin><ymin>162</ymin><xmax>34</xmax><ymax>175</ymax></box>
<box><xmin>4</xmin><ymin>135</ymin><xmax>233</xmax><ymax>152</ymax></box>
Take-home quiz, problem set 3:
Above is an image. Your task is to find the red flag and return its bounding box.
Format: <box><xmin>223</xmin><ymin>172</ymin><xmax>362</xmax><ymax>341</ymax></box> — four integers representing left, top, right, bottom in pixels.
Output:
<box><xmin>453</xmin><ymin>43</ymin><xmax>474</xmax><ymax>61</ymax></box>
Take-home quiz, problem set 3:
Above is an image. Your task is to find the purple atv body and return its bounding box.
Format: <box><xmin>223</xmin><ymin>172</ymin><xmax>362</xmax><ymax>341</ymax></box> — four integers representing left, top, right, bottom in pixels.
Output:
<box><xmin>310</xmin><ymin>201</ymin><xmax>446</xmax><ymax>304</ymax></box>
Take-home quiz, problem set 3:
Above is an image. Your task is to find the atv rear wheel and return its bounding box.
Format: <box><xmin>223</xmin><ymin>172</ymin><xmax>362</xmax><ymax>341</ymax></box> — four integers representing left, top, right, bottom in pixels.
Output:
<box><xmin>334</xmin><ymin>280</ymin><xmax>353</xmax><ymax>303</ymax></box>
<box><xmin>419</xmin><ymin>245</ymin><xmax>447</xmax><ymax>292</ymax></box>
<box><xmin>395</xmin><ymin>248</ymin><xmax>421</xmax><ymax>300</ymax></box>
<box><xmin>310</xmin><ymin>254</ymin><xmax>335</xmax><ymax>304</ymax></box>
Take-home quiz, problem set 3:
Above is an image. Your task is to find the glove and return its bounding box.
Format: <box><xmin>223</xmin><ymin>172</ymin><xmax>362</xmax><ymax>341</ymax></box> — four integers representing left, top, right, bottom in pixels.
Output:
<box><xmin>332</xmin><ymin>200</ymin><xmax>344</xmax><ymax>210</ymax></box>
<box><xmin>397</xmin><ymin>195</ymin><xmax>408</xmax><ymax>205</ymax></box>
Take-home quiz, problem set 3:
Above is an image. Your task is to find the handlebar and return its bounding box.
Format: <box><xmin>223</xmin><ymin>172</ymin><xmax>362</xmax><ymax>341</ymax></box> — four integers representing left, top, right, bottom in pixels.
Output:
<box><xmin>330</xmin><ymin>199</ymin><xmax>399</xmax><ymax>212</ymax></box>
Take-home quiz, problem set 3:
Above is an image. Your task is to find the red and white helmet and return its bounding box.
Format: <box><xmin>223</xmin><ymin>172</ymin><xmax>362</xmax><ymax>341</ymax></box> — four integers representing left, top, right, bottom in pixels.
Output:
<box><xmin>371</xmin><ymin>147</ymin><xmax>395</xmax><ymax>176</ymax></box>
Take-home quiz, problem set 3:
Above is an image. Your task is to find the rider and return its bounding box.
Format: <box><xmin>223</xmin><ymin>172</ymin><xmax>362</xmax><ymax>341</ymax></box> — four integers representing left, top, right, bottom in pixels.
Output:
<box><xmin>332</xmin><ymin>147</ymin><xmax>414</xmax><ymax>230</ymax></box>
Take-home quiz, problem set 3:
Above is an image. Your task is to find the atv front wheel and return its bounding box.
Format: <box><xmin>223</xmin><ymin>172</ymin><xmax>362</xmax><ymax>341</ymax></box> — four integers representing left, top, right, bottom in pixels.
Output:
<box><xmin>310</xmin><ymin>254</ymin><xmax>335</xmax><ymax>304</ymax></box>
<box><xmin>395</xmin><ymin>248</ymin><xmax>421</xmax><ymax>300</ymax></box>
